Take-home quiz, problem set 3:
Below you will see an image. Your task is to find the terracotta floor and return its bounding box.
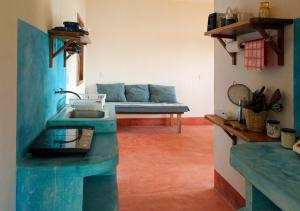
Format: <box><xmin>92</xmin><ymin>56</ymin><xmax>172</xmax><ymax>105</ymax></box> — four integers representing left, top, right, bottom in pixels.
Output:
<box><xmin>117</xmin><ymin>125</ymin><xmax>234</xmax><ymax>211</ymax></box>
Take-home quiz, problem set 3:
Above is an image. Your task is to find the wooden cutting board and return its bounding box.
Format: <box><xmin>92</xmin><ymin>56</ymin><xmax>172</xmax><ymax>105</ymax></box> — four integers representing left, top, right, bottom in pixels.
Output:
<box><xmin>224</xmin><ymin>120</ymin><xmax>248</xmax><ymax>131</ymax></box>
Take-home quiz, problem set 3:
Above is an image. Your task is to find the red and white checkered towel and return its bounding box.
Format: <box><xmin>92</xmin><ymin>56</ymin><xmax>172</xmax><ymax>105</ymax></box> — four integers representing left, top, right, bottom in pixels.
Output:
<box><xmin>244</xmin><ymin>38</ymin><xmax>267</xmax><ymax>71</ymax></box>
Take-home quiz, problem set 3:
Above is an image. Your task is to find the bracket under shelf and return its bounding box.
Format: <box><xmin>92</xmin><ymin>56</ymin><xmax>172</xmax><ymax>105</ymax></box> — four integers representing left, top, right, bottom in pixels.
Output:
<box><xmin>48</xmin><ymin>30</ymin><xmax>88</xmax><ymax>68</ymax></box>
<box><xmin>216</xmin><ymin>37</ymin><xmax>237</xmax><ymax>65</ymax></box>
<box><xmin>49</xmin><ymin>38</ymin><xmax>79</xmax><ymax>68</ymax></box>
<box><xmin>256</xmin><ymin>27</ymin><xmax>284</xmax><ymax>66</ymax></box>
<box><xmin>223</xmin><ymin>129</ymin><xmax>238</xmax><ymax>145</ymax></box>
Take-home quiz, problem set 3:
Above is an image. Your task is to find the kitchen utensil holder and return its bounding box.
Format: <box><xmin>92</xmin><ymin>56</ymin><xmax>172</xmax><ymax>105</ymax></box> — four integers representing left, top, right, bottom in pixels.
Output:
<box><xmin>244</xmin><ymin>109</ymin><xmax>268</xmax><ymax>132</ymax></box>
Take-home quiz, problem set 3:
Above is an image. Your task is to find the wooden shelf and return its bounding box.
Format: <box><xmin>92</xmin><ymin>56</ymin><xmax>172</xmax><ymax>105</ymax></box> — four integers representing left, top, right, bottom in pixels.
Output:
<box><xmin>205</xmin><ymin>114</ymin><xmax>279</xmax><ymax>145</ymax></box>
<box><xmin>48</xmin><ymin>30</ymin><xmax>89</xmax><ymax>68</ymax></box>
<box><xmin>204</xmin><ymin>18</ymin><xmax>293</xmax><ymax>65</ymax></box>
<box><xmin>205</xmin><ymin>18</ymin><xmax>293</xmax><ymax>37</ymax></box>
<box><xmin>48</xmin><ymin>30</ymin><xmax>86</xmax><ymax>41</ymax></box>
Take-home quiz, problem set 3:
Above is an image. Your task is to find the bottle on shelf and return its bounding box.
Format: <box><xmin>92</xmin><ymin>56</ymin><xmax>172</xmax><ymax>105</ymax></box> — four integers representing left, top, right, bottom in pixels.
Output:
<box><xmin>259</xmin><ymin>1</ymin><xmax>271</xmax><ymax>18</ymax></box>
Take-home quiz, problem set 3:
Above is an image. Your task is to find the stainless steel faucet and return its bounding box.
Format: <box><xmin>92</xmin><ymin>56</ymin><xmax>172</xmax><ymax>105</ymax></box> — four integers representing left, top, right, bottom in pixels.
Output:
<box><xmin>55</xmin><ymin>88</ymin><xmax>82</xmax><ymax>99</ymax></box>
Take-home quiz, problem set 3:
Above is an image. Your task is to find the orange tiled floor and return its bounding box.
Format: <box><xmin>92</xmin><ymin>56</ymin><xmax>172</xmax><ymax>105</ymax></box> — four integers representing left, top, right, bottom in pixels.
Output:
<box><xmin>117</xmin><ymin>125</ymin><xmax>234</xmax><ymax>211</ymax></box>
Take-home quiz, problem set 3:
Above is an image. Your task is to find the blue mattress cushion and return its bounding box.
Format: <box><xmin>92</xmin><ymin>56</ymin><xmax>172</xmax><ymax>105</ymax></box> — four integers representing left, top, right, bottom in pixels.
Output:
<box><xmin>149</xmin><ymin>84</ymin><xmax>177</xmax><ymax>103</ymax></box>
<box><xmin>112</xmin><ymin>102</ymin><xmax>190</xmax><ymax>113</ymax></box>
<box><xmin>125</xmin><ymin>84</ymin><xmax>149</xmax><ymax>102</ymax></box>
<box><xmin>97</xmin><ymin>83</ymin><xmax>127</xmax><ymax>102</ymax></box>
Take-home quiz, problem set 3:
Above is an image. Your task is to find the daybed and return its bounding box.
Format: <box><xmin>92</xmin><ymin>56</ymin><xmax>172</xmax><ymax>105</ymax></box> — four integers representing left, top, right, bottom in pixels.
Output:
<box><xmin>97</xmin><ymin>83</ymin><xmax>190</xmax><ymax>133</ymax></box>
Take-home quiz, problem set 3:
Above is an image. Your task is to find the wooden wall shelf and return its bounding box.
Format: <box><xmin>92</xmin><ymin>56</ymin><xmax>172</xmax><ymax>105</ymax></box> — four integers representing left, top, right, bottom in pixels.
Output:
<box><xmin>204</xmin><ymin>18</ymin><xmax>294</xmax><ymax>65</ymax></box>
<box><xmin>48</xmin><ymin>30</ymin><xmax>88</xmax><ymax>68</ymax></box>
<box><xmin>205</xmin><ymin>115</ymin><xmax>279</xmax><ymax>145</ymax></box>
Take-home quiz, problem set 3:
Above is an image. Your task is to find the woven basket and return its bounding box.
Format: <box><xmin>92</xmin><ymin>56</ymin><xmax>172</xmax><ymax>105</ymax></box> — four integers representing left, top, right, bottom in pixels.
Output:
<box><xmin>244</xmin><ymin>109</ymin><xmax>268</xmax><ymax>132</ymax></box>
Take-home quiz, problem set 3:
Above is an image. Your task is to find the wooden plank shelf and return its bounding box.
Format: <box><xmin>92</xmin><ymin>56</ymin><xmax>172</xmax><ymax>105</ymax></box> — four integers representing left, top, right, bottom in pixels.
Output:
<box><xmin>48</xmin><ymin>30</ymin><xmax>89</xmax><ymax>68</ymax></box>
<box><xmin>205</xmin><ymin>114</ymin><xmax>279</xmax><ymax>145</ymax></box>
<box><xmin>204</xmin><ymin>18</ymin><xmax>293</xmax><ymax>65</ymax></box>
<box><xmin>48</xmin><ymin>30</ymin><xmax>86</xmax><ymax>40</ymax></box>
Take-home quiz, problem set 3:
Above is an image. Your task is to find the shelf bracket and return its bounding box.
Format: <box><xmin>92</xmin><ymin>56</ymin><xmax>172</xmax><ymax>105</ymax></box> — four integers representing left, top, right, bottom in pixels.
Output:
<box><xmin>49</xmin><ymin>37</ymin><xmax>77</xmax><ymax>68</ymax></box>
<box><xmin>256</xmin><ymin>27</ymin><xmax>284</xmax><ymax>65</ymax></box>
<box><xmin>66</xmin><ymin>52</ymin><xmax>73</xmax><ymax>61</ymax></box>
<box><xmin>49</xmin><ymin>36</ymin><xmax>54</xmax><ymax>68</ymax></box>
<box><xmin>216</xmin><ymin>37</ymin><xmax>237</xmax><ymax>65</ymax></box>
<box><xmin>53</xmin><ymin>39</ymin><xmax>76</xmax><ymax>59</ymax></box>
<box><xmin>223</xmin><ymin>129</ymin><xmax>237</xmax><ymax>145</ymax></box>
<box><xmin>63</xmin><ymin>42</ymin><xmax>67</xmax><ymax>67</ymax></box>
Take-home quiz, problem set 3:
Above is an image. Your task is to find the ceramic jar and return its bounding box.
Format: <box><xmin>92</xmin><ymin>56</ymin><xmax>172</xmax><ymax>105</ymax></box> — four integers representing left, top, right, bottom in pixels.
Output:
<box><xmin>266</xmin><ymin>120</ymin><xmax>281</xmax><ymax>138</ymax></box>
<box><xmin>281</xmin><ymin>128</ymin><xmax>296</xmax><ymax>149</ymax></box>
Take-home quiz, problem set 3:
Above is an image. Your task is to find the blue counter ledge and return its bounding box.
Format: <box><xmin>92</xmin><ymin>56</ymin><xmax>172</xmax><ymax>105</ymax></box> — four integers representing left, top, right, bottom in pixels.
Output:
<box><xmin>230</xmin><ymin>143</ymin><xmax>300</xmax><ymax>211</ymax></box>
<box><xmin>18</xmin><ymin>132</ymin><xmax>119</xmax><ymax>173</ymax></box>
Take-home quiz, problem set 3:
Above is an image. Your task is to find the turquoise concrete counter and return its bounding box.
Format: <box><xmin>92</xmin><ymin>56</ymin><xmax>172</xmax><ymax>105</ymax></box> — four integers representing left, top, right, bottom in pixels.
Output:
<box><xmin>231</xmin><ymin>143</ymin><xmax>300</xmax><ymax>211</ymax></box>
<box><xmin>18</xmin><ymin>132</ymin><xmax>118</xmax><ymax>174</ymax></box>
<box><xmin>17</xmin><ymin>105</ymin><xmax>119</xmax><ymax>211</ymax></box>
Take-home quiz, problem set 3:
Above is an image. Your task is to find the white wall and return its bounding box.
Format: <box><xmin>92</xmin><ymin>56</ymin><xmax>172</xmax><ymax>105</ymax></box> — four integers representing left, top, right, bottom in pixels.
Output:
<box><xmin>85</xmin><ymin>0</ymin><xmax>214</xmax><ymax>117</ymax></box>
<box><xmin>0</xmin><ymin>1</ymin><xmax>17</xmax><ymax>210</ymax></box>
<box><xmin>214</xmin><ymin>0</ymin><xmax>300</xmax><ymax>197</ymax></box>
<box><xmin>0</xmin><ymin>1</ymin><xmax>86</xmax><ymax>210</ymax></box>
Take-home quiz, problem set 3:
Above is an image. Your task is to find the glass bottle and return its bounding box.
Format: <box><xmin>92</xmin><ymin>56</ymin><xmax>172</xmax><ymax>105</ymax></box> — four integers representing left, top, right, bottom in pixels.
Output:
<box><xmin>237</xmin><ymin>99</ymin><xmax>246</xmax><ymax>124</ymax></box>
<box><xmin>259</xmin><ymin>1</ymin><xmax>271</xmax><ymax>18</ymax></box>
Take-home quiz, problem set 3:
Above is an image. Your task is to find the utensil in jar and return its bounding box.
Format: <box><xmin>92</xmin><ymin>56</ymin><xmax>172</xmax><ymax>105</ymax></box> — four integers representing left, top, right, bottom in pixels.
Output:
<box><xmin>267</xmin><ymin>89</ymin><xmax>281</xmax><ymax>110</ymax></box>
<box><xmin>252</xmin><ymin>86</ymin><xmax>267</xmax><ymax>113</ymax></box>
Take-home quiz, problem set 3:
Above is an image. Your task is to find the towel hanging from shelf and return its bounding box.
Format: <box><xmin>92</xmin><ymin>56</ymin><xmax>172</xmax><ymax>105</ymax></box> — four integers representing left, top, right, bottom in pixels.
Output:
<box><xmin>244</xmin><ymin>38</ymin><xmax>268</xmax><ymax>71</ymax></box>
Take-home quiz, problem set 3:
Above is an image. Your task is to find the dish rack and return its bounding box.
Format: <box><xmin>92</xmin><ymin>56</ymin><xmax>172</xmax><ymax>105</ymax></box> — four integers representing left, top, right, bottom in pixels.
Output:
<box><xmin>69</xmin><ymin>94</ymin><xmax>106</xmax><ymax>111</ymax></box>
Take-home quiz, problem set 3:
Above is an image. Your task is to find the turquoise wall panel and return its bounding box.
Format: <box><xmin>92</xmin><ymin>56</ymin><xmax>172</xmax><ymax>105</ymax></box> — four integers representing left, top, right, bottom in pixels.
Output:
<box><xmin>17</xmin><ymin>20</ymin><xmax>66</xmax><ymax>162</ymax></box>
<box><xmin>294</xmin><ymin>18</ymin><xmax>300</xmax><ymax>134</ymax></box>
